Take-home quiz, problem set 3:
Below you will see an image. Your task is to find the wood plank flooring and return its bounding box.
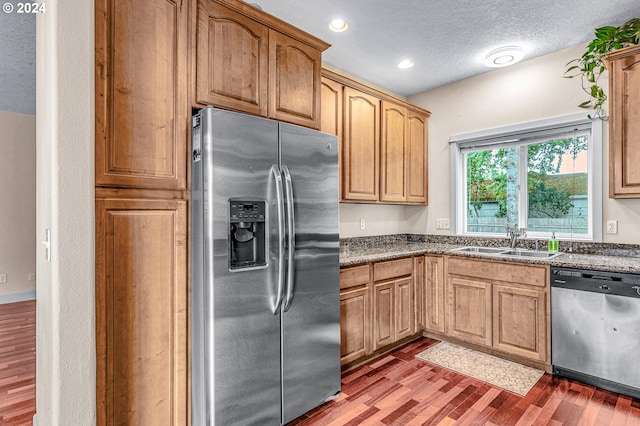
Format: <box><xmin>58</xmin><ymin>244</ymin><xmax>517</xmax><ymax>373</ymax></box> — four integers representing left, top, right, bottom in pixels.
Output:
<box><xmin>0</xmin><ymin>300</ymin><xmax>36</xmax><ymax>426</ymax></box>
<box><xmin>289</xmin><ymin>337</ymin><xmax>640</xmax><ymax>426</ymax></box>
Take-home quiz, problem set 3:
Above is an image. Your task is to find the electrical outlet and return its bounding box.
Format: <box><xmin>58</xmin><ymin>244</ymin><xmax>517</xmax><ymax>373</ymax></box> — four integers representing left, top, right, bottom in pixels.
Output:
<box><xmin>606</xmin><ymin>220</ymin><xmax>618</xmax><ymax>234</ymax></box>
<box><xmin>359</xmin><ymin>218</ymin><xmax>366</xmax><ymax>230</ymax></box>
<box><xmin>436</xmin><ymin>218</ymin><xmax>450</xmax><ymax>230</ymax></box>
<box><xmin>28</xmin><ymin>273</ymin><xmax>35</xmax><ymax>281</ymax></box>
<box><xmin>0</xmin><ymin>274</ymin><xmax>6</xmax><ymax>283</ymax></box>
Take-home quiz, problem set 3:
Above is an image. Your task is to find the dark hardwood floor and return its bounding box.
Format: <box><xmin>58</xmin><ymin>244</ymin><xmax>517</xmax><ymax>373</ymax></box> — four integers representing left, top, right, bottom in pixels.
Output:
<box><xmin>0</xmin><ymin>300</ymin><xmax>36</xmax><ymax>426</ymax></box>
<box><xmin>289</xmin><ymin>337</ymin><xmax>640</xmax><ymax>426</ymax></box>
<box><xmin>2</xmin><ymin>302</ymin><xmax>638</xmax><ymax>426</ymax></box>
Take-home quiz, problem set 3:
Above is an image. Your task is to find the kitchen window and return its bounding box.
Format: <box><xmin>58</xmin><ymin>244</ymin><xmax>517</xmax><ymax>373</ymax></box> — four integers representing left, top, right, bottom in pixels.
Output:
<box><xmin>450</xmin><ymin>113</ymin><xmax>603</xmax><ymax>241</ymax></box>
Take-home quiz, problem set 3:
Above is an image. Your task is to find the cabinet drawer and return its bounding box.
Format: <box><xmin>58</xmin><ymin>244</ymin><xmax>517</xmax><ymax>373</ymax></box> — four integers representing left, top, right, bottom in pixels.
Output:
<box><xmin>447</xmin><ymin>257</ymin><xmax>547</xmax><ymax>288</ymax></box>
<box><xmin>373</xmin><ymin>258</ymin><xmax>413</xmax><ymax>282</ymax></box>
<box><xmin>340</xmin><ymin>265</ymin><xmax>370</xmax><ymax>290</ymax></box>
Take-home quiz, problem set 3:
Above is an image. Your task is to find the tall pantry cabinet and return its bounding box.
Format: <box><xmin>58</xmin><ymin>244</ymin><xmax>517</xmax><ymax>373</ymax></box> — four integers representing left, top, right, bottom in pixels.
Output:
<box><xmin>95</xmin><ymin>0</ymin><xmax>189</xmax><ymax>423</ymax></box>
<box><xmin>95</xmin><ymin>0</ymin><xmax>329</xmax><ymax>423</ymax></box>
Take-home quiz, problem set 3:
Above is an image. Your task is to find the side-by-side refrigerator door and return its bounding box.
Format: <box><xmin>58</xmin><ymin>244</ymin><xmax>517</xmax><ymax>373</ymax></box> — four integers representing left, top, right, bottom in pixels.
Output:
<box><xmin>192</xmin><ymin>107</ymin><xmax>283</xmax><ymax>426</ymax></box>
<box><xmin>279</xmin><ymin>123</ymin><xmax>341</xmax><ymax>424</ymax></box>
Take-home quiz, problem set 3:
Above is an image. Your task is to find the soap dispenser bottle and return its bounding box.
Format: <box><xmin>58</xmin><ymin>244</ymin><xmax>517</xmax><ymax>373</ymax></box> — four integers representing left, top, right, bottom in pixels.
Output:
<box><xmin>548</xmin><ymin>231</ymin><xmax>559</xmax><ymax>253</ymax></box>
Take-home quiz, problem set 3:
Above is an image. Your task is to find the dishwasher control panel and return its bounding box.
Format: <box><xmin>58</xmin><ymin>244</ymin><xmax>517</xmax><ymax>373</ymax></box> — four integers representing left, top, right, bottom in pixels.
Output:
<box><xmin>551</xmin><ymin>267</ymin><xmax>640</xmax><ymax>298</ymax></box>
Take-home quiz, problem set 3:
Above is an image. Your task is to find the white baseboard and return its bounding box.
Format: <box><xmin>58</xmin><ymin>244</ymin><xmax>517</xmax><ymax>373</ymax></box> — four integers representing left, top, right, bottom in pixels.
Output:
<box><xmin>0</xmin><ymin>290</ymin><xmax>36</xmax><ymax>304</ymax></box>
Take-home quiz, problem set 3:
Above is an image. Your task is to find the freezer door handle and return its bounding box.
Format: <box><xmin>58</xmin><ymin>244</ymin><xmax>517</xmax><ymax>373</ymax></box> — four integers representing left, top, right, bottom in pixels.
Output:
<box><xmin>271</xmin><ymin>164</ymin><xmax>286</xmax><ymax>314</ymax></box>
<box><xmin>282</xmin><ymin>165</ymin><xmax>296</xmax><ymax>312</ymax></box>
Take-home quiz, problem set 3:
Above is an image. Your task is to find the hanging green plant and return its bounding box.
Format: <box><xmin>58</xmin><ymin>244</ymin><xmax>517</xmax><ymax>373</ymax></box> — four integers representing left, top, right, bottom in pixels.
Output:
<box><xmin>564</xmin><ymin>18</ymin><xmax>640</xmax><ymax>119</ymax></box>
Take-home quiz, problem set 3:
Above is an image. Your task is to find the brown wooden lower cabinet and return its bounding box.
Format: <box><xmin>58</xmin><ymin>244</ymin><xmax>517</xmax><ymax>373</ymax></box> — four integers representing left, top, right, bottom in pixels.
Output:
<box><xmin>425</xmin><ymin>255</ymin><xmax>445</xmax><ymax>333</ymax></box>
<box><xmin>446</xmin><ymin>275</ymin><xmax>492</xmax><ymax>347</ymax></box>
<box><xmin>442</xmin><ymin>256</ymin><xmax>550</xmax><ymax>367</ymax></box>
<box><xmin>372</xmin><ymin>258</ymin><xmax>414</xmax><ymax>351</ymax></box>
<box><xmin>372</xmin><ymin>281</ymin><xmax>395</xmax><ymax>350</ymax></box>
<box><xmin>339</xmin><ymin>287</ymin><xmax>370</xmax><ymax>364</ymax></box>
<box><xmin>339</xmin><ymin>264</ymin><xmax>372</xmax><ymax>365</ymax></box>
<box><xmin>413</xmin><ymin>257</ymin><xmax>426</xmax><ymax>332</ymax></box>
<box><xmin>95</xmin><ymin>197</ymin><xmax>188</xmax><ymax>425</ymax></box>
<box><xmin>395</xmin><ymin>277</ymin><xmax>414</xmax><ymax>340</ymax></box>
<box><xmin>493</xmin><ymin>284</ymin><xmax>547</xmax><ymax>362</ymax></box>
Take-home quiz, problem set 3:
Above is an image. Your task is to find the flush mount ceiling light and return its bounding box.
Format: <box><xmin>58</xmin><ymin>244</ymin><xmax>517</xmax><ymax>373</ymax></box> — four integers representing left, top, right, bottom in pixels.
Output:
<box><xmin>484</xmin><ymin>46</ymin><xmax>524</xmax><ymax>68</ymax></box>
<box><xmin>397</xmin><ymin>59</ymin><xmax>415</xmax><ymax>69</ymax></box>
<box><xmin>328</xmin><ymin>19</ymin><xmax>348</xmax><ymax>32</ymax></box>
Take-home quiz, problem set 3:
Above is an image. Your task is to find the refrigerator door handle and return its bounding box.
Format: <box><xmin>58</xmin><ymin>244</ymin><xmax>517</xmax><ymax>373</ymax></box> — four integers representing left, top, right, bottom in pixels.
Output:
<box><xmin>282</xmin><ymin>165</ymin><xmax>296</xmax><ymax>312</ymax></box>
<box><xmin>271</xmin><ymin>164</ymin><xmax>286</xmax><ymax>314</ymax></box>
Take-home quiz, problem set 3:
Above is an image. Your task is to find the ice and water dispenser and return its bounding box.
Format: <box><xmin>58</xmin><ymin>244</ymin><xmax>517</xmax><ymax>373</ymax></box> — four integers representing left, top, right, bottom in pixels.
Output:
<box><xmin>229</xmin><ymin>200</ymin><xmax>266</xmax><ymax>270</ymax></box>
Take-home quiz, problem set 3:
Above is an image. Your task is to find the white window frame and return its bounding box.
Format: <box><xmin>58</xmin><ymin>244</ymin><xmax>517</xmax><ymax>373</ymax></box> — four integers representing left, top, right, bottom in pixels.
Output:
<box><xmin>450</xmin><ymin>113</ymin><xmax>603</xmax><ymax>241</ymax></box>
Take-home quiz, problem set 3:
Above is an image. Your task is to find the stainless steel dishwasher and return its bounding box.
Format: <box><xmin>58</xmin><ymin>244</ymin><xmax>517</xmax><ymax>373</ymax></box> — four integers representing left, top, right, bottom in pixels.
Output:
<box><xmin>551</xmin><ymin>267</ymin><xmax>640</xmax><ymax>399</ymax></box>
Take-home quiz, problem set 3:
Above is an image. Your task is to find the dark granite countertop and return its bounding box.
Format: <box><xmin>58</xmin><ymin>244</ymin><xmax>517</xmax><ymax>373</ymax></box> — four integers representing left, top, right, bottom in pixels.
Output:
<box><xmin>339</xmin><ymin>235</ymin><xmax>640</xmax><ymax>274</ymax></box>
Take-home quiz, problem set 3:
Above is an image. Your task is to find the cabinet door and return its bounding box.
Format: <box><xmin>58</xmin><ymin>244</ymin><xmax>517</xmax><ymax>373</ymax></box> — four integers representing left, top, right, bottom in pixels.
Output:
<box><xmin>373</xmin><ymin>281</ymin><xmax>395</xmax><ymax>350</ymax></box>
<box><xmin>340</xmin><ymin>287</ymin><xmax>370</xmax><ymax>365</ymax></box>
<box><xmin>380</xmin><ymin>102</ymin><xmax>407</xmax><ymax>203</ymax></box>
<box><xmin>196</xmin><ymin>0</ymin><xmax>269</xmax><ymax>116</ymax></box>
<box><xmin>343</xmin><ymin>87</ymin><xmax>380</xmax><ymax>201</ymax></box>
<box><xmin>606</xmin><ymin>45</ymin><xmax>640</xmax><ymax>198</ymax></box>
<box><xmin>493</xmin><ymin>285</ymin><xmax>547</xmax><ymax>362</ymax></box>
<box><xmin>321</xmin><ymin>78</ymin><xmax>343</xmax><ymax>200</ymax></box>
<box><xmin>425</xmin><ymin>256</ymin><xmax>445</xmax><ymax>334</ymax></box>
<box><xmin>395</xmin><ymin>277</ymin><xmax>414</xmax><ymax>341</ymax></box>
<box><xmin>446</xmin><ymin>276</ymin><xmax>492</xmax><ymax>347</ymax></box>
<box><xmin>96</xmin><ymin>198</ymin><xmax>188</xmax><ymax>425</ymax></box>
<box><xmin>269</xmin><ymin>30</ymin><xmax>322</xmax><ymax>129</ymax></box>
<box><xmin>95</xmin><ymin>0</ymin><xmax>188</xmax><ymax>190</ymax></box>
<box><xmin>413</xmin><ymin>257</ymin><xmax>426</xmax><ymax>332</ymax></box>
<box><xmin>406</xmin><ymin>110</ymin><xmax>428</xmax><ymax>204</ymax></box>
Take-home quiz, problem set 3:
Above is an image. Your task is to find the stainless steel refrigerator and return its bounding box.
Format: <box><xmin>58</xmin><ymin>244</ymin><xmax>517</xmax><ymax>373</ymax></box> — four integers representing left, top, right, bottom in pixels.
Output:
<box><xmin>191</xmin><ymin>106</ymin><xmax>341</xmax><ymax>425</ymax></box>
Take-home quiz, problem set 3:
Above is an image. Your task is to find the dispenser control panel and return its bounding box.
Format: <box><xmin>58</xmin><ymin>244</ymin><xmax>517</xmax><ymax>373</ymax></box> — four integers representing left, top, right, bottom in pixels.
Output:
<box><xmin>229</xmin><ymin>200</ymin><xmax>266</xmax><ymax>270</ymax></box>
<box><xmin>230</xmin><ymin>202</ymin><xmax>265</xmax><ymax>223</ymax></box>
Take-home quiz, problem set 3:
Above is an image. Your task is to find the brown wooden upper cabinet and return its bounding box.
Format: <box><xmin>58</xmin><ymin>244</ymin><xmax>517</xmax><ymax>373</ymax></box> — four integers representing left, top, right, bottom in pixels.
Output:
<box><xmin>196</xmin><ymin>0</ymin><xmax>328</xmax><ymax>129</ymax></box>
<box><xmin>343</xmin><ymin>87</ymin><xmax>380</xmax><ymax>201</ymax></box>
<box><xmin>406</xmin><ymin>109</ymin><xmax>429</xmax><ymax>204</ymax></box>
<box><xmin>95</xmin><ymin>0</ymin><xmax>189</xmax><ymax>190</ymax></box>
<box><xmin>604</xmin><ymin>45</ymin><xmax>640</xmax><ymax>198</ymax></box>
<box><xmin>321</xmin><ymin>70</ymin><xmax>430</xmax><ymax>204</ymax></box>
<box><xmin>380</xmin><ymin>102</ymin><xmax>407</xmax><ymax>203</ymax></box>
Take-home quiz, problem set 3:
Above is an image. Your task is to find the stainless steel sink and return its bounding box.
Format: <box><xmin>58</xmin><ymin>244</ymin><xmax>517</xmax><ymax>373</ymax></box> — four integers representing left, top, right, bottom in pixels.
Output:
<box><xmin>452</xmin><ymin>246</ymin><xmax>563</xmax><ymax>259</ymax></box>
<box><xmin>500</xmin><ymin>249</ymin><xmax>563</xmax><ymax>259</ymax></box>
<box><xmin>454</xmin><ymin>246</ymin><xmax>508</xmax><ymax>254</ymax></box>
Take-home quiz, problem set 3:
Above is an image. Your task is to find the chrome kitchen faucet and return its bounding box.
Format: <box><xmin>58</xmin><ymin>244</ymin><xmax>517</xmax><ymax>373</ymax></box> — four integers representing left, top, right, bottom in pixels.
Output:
<box><xmin>506</xmin><ymin>225</ymin><xmax>527</xmax><ymax>249</ymax></box>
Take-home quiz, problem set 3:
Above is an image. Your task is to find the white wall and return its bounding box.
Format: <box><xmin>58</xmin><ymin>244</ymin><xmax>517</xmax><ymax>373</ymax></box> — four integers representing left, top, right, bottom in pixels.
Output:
<box><xmin>408</xmin><ymin>43</ymin><xmax>640</xmax><ymax>243</ymax></box>
<box><xmin>0</xmin><ymin>110</ymin><xmax>36</xmax><ymax>301</ymax></box>
<box><xmin>35</xmin><ymin>0</ymin><xmax>95</xmax><ymax>424</ymax></box>
<box><xmin>340</xmin><ymin>204</ymin><xmax>424</xmax><ymax>237</ymax></box>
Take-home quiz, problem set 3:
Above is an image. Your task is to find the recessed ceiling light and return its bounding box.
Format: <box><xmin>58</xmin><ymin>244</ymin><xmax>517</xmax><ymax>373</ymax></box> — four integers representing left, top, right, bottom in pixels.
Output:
<box><xmin>397</xmin><ymin>59</ymin><xmax>415</xmax><ymax>69</ymax></box>
<box><xmin>484</xmin><ymin>46</ymin><xmax>524</xmax><ymax>68</ymax></box>
<box><xmin>328</xmin><ymin>19</ymin><xmax>348</xmax><ymax>32</ymax></box>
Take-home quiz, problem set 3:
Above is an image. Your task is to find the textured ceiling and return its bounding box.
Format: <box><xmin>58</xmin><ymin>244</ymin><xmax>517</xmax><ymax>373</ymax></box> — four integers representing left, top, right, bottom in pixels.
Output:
<box><xmin>254</xmin><ymin>0</ymin><xmax>640</xmax><ymax>96</ymax></box>
<box><xmin>0</xmin><ymin>0</ymin><xmax>35</xmax><ymax>115</ymax></box>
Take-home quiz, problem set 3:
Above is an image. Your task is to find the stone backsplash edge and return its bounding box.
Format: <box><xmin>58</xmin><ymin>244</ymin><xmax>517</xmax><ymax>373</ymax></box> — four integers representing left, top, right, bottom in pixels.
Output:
<box><xmin>340</xmin><ymin>234</ymin><xmax>640</xmax><ymax>257</ymax></box>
